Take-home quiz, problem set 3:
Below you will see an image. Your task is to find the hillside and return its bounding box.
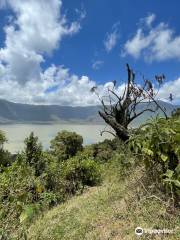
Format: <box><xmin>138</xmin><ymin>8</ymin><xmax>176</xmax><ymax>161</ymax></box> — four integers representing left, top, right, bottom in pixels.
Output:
<box><xmin>0</xmin><ymin>99</ymin><xmax>178</xmax><ymax>125</ymax></box>
<box><xmin>27</xmin><ymin>163</ymin><xmax>180</xmax><ymax>240</ymax></box>
<box><xmin>1</xmin><ymin>115</ymin><xmax>180</xmax><ymax>239</ymax></box>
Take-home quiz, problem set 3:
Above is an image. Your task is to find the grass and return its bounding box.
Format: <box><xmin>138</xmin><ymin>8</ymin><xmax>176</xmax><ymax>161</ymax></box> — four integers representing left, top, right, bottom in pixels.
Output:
<box><xmin>27</xmin><ymin>162</ymin><xmax>180</xmax><ymax>240</ymax></box>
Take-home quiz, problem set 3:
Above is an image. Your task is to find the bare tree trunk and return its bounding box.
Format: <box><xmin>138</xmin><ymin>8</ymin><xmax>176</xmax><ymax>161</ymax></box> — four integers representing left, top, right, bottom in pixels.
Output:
<box><xmin>99</xmin><ymin>111</ymin><xmax>129</xmax><ymax>141</ymax></box>
<box><xmin>91</xmin><ymin>64</ymin><xmax>168</xmax><ymax>142</ymax></box>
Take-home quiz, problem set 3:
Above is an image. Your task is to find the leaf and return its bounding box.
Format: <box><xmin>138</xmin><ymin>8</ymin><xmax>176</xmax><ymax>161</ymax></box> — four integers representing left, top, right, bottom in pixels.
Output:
<box><xmin>36</xmin><ymin>184</ymin><xmax>44</xmax><ymax>193</ymax></box>
<box><xmin>172</xmin><ymin>180</ymin><xmax>180</xmax><ymax>188</ymax></box>
<box><xmin>143</xmin><ymin>148</ymin><xmax>153</xmax><ymax>156</ymax></box>
<box><xmin>163</xmin><ymin>169</ymin><xmax>174</xmax><ymax>179</ymax></box>
<box><xmin>19</xmin><ymin>206</ymin><xmax>34</xmax><ymax>223</ymax></box>
<box><xmin>175</xmin><ymin>164</ymin><xmax>180</xmax><ymax>175</ymax></box>
<box><xmin>174</xmin><ymin>134</ymin><xmax>180</xmax><ymax>142</ymax></box>
<box><xmin>160</xmin><ymin>154</ymin><xmax>168</xmax><ymax>162</ymax></box>
<box><xmin>19</xmin><ymin>211</ymin><xmax>28</xmax><ymax>223</ymax></box>
<box><xmin>164</xmin><ymin>179</ymin><xmax>180</xmax><ymax>188</ymax></box>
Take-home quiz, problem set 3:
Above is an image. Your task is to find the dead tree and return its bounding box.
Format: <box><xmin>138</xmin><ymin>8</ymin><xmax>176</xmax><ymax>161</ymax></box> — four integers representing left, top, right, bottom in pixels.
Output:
<box><xmin>91</xmin><ymin>64</ymin><xmax>167</xmax><ymax>141</ymax></box>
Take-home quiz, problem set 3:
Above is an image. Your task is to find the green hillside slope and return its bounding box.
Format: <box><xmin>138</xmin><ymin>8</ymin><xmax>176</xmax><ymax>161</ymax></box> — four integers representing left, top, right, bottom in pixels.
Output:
<box><xmin>27</xmin><ymin>164</ymin><xmax>180</xmax><ymax>240</ymax></box>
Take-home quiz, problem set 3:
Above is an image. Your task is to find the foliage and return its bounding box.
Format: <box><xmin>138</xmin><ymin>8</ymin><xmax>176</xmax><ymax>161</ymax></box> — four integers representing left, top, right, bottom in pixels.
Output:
<box><xmin>0</xmin><ymin>130</ymin><xmax>11</xmax><ymax>169</ymax></box>
<box><xmin>0</xmin><ymin>155</ymin><xmax>37</xmax><ymax>236</ymax></box>
<box><xmin>172</xmin><ymin>107</ymin><xmax>180</xmax><ymax>118</ymax></box>
<box><xmin>0</xmin><ymin>130</ymin><xmax>7</xmax><ymax>147</ymax></box>
<box><xmin>0</xmin><ymin>150</ymin><xmax>12</xmax><ymax>169</ymax></box>
<box><xmin>129</xmin><ymin>117</ymin><xmax>180</xmax><ymax>201</ymax></box>
<box><xmin>41</xmin><ymin>153</ymin><xmax>66</xmax><ymax>204</ymax></box>
<box><xmin>1</xmin><ymin>117</ymin><xmax>179</xmax><ymax>238</ymax></box>
<box><xmin>61</xmin><ymin>154</ymin><xmax>102</xmax><ymax>195</ymax></box>
<box><xmin>0</xmin><ymin>132</ymin><xmax>102</xmax><ymax>238</ymax></box>
<box><xmin>24</xmin><ymin>132</ymin><xmax>45</xmax><ymax>176</ymax></box>
<box><xmin>28</xmin><ymin>161</ymin><xmax>180</xmax><ymax>240</ymax></box>
<box><xmin>50</xmin><ymin>130</ymin><xmax>83</xmax><ymax>161</ymax></box>
<box><xmin>83</xmin><ymin>138</ymin><xmax>124</xmax><ymax>163</ymax></box>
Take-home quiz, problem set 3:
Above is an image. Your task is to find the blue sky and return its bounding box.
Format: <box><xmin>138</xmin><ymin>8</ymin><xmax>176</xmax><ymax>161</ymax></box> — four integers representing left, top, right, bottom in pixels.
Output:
<box><xmin>0</xmin><ymin>0</ymin><xmax>180</xmax><ymax>105</ymax></box>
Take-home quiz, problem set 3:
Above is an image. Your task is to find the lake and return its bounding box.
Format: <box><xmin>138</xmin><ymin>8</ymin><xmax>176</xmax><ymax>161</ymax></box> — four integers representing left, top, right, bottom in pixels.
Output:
<box><xmin>0</xmin><ymin>124</ymin><xmax>112</xmax><ymax>153</ymax></box>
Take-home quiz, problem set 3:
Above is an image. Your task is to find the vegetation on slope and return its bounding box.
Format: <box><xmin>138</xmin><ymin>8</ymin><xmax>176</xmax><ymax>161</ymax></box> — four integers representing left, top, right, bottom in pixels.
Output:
<box><xmin>28</xmin><ymin>161</ymin><xmax>180</xmax><ymax>240</ymax></box>
<box><xmin>0</xmin><ymin>109</ymin><xmax>180</xmax><ymax>239</ymax></box>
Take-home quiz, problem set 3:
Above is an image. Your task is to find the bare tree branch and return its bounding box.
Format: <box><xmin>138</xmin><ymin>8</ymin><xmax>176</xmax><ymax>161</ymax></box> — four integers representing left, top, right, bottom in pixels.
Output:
<box><xmin>91</xmin><ymin>64</ymin><xmax>168</xmax><ymax>141</ymax></box>
<box><xmin>100</xmin><ymin>130</ymin><xmax>116</xmax><ymax>137</ymax></box>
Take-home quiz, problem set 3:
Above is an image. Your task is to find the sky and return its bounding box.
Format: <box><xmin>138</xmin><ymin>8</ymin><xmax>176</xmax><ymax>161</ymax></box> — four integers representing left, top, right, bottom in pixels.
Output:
<box><xmin>0</xmin><ymin>0</ymin><xmax>180</xmax><ymax>106</ymax></box>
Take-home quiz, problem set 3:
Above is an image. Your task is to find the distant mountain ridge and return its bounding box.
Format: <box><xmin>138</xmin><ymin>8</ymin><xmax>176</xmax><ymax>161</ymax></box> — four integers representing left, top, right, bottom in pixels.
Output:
<box><xmin>0</xmin><ymin>99</ymin><xmax>178</xmax><ymax>125</ymax></box>
<box><xmin>0</xmin><ymin>99</ymin><xmax>102</xmax><ymax>124</ymax></box>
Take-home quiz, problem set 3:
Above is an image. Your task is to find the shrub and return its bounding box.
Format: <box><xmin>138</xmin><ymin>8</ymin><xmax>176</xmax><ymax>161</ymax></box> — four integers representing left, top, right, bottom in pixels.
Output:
<box><xmin>129</xmin><ymin>117</ymin><xmax>180</xmax><ymax>202</ymax></box>
<box><xmin>172</xmin><ymin>107</ymin><xmax>180</xmax><ymax>118</ymax></box>
<box><xmin>42</xmin><ymin>153</ymin><xmax>66</xmax><ymax>204</ymax></box>
<box><xmin>24</xmin><ymin>132</ymin><xmax>45</xmax><ymax>176</ymax></box>
<box><xmin>83</xmin><ymin>138</ymin><xmax>120</xmax><ymax>163</ymax></box>
<box><xmin>0</xmin><ymin>130</ymin><xmax>12</xmax><ymax>169</ymax></box>
<box><xmin>0</xmin><ymin>130</ymin><xmax>7</xmax><ymax>148</ymax></box>
<box><xmin>50</xmin><ymin>131</ymin><xmax>83</xmax><ymax>161</ymax></box>
<box><xmin>0</xmin><ymin>153</ymin><xmax>60</xmax><ymax>237</ymax></box>
<box><xmin>61</xmin><ymin>154</ymin><xmax>102</xmax><ymax>195</ymax></box>
<box><xmin>0</xmin><ymin>155</ymin><xmax>36</xmax><ymax>236</ymax></box>
<box><xmin>0</xmin><ymin>150</ymin><xmax>12</xmax><ymax>169</ymax></box>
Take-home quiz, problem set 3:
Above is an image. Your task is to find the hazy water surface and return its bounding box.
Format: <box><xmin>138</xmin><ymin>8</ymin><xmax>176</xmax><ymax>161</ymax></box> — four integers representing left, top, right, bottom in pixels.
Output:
<box><xmin>0</xmin><ymin>124</ymin><xmax>112</xmax><ymax>153</ymax></box>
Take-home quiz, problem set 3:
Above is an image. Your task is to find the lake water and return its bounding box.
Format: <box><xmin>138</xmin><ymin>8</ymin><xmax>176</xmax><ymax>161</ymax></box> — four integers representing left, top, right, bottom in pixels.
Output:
<box><xmin>0</xmin><ymin>124</ymin><xmax>112</xmax><ymax>153</ymax></box>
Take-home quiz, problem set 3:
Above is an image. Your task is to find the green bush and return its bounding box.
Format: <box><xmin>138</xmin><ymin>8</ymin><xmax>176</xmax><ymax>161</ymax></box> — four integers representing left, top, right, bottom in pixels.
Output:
<box><xmin>172</xmin><ymin>107</ymin><xmax>180</xmax><ymax>118</ymax></box>
<box><xmin>42</xmin><ymin>153</ymin><xmax>66</xmax><ymax>204</ymax></box>
<box><xmin>61</xmin><ymin>154</ymin><xmax>102</xmax><ymax>195</ymax></box>
<box><xmin>83</xmin><ymin>138</ymin><xmax>120</xmax><ymax>163</ymax></box>
<box><xmin>0</xmin><ymin>130</ymin><xmax>12</xmax><ymax>169</ymax></box>
<box><xmin>129</xmin><ymin>117</ymin><xmax>180</xmax><ymax>201</ymax></box>
<box><xmin>0</xmin><ymin>150</ymin><xmax>12</xmax><ymax>169</ymax></box>
<box><xmin>50</xmin><ymin>131</ymin><xmax>83</xmax><ymax>161</ymax></box>
<box><xmin>0</xmin><ymin>155</ymin><xmax>36</xmax><ymax>236</ymax></box>
<box><xmin>0</xmin><ymin>131</ymin><xmax>103</xmax><ymax>238</ymax></box>
<box><xmin>24</xmin><ymin>132</ymin><xmax>45</xmax><ymax>176</ymax></box>
<box><xmin>0</xmin><ymin>153</ymin><xmax>62</xmax><ymax>238</ymax></box>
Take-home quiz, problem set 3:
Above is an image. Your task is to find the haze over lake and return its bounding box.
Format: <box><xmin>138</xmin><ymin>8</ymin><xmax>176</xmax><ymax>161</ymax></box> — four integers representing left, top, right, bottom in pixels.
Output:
<box><xmin>0</xmin><ymin>124</ymin><xmax>112</xmax><ymax>153</ymax></box>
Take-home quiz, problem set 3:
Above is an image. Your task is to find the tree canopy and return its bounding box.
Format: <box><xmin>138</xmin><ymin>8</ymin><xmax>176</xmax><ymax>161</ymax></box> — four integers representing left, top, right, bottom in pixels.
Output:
<box><xmin>50</xmin><ymin>130</ymin><xmax>83</xmax><ymax>161</ymax></box>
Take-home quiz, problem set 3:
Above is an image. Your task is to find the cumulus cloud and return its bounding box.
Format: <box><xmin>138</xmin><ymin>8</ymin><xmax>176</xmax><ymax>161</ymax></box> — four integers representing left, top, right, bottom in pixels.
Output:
<box><xmin>123</xmin><ymin>13</ymin><xmax>180</xmax><ymax>62</ymax></box>
<box><xmin>104</xmin><ymin>22</ymin><xmax>120</xmax><ymax>52</ymax></box>
<box><xmin>0</xmin><ymin>0</ymin><xmax>121</xmax><ymax>106</ymax></box>
<box><xmin>0</xmin><ymin>0</ymin><xmax>81</xmax><ymax>84</ymax></box>
<box><xmin>0</xmin><ymin>0</ymin><xmax>124</xmax><ymax>106</ymax></box>
<box><xmin>158</xmin><ymin>77</ymin><xmax>180</xmax><ymax>104</ymax></box>
<box><xmin>0</xmin><ymin>63</ymin><xmax>122</xmax><ymax>106</ymax></box>
<box><xmin>0</xmin><ymin>0</ymin><xmax>108</xmax><ymax>106</ymax></box>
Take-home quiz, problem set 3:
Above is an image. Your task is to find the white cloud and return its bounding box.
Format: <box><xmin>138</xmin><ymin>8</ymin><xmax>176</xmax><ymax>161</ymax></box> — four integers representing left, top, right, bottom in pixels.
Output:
<box><xmin>0</xmin><ymin>63</ymin><xmax>122</xmax><ymax>106</ymax></box>
<box><xmin>75</xmin><ymin>5</ymin><xmax>86</xmax><ymax>20</ymax></box>
<box><xmin>92</xmin><ymin>60</ymin><xmax>104</xmax><ymax>70</ymax></box>
<box><xmin>0</xmin><ymin>0</ymin><xmax>119</xmax><ymax>106</ymax></box>
<box><xmin>104</xmin><ymin>23</ymin><xmax>119</xmax><ymax>52</ymax></box>
<box><xmin>1</xmin><ymin>59</ymin><xmax>180</xmax><ymax>105</ymax></box>
<box><xmin>0</xmin><ymin>0</ymin><xmax>81</xmax><ymax>84</ymax></box>
<box><xmin>0</xmin><ymin>0</ymin><xmax>107</xmax><ymax>106</ymax></box>
<box><xmin>158</xmin><ymin>77</ymin><xmax>180</xmax><ymax>104</ymax></box>
<box><xmin>123</xmin><ymin>14</ymin><xmax>180</xmax><ymax>62</ymax></box>
<box><xmin>143</xmin><ymin>13</ymin><xmax>156</xmax><ymax>28</ymax></box>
